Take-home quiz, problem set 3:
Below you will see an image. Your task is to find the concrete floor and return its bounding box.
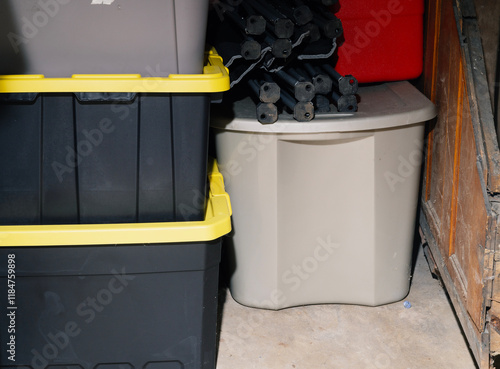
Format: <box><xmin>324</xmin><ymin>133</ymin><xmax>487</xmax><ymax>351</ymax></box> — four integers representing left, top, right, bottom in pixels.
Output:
<box><xmin>216</xmin><ymin>245</ymin><xmax>477</xmax><ymax>369</ymax></box>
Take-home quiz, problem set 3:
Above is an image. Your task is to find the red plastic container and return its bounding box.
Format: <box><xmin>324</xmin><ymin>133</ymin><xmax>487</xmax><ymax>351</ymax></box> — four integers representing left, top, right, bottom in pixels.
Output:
<box><xmin>334</xmin><ymin>0</ymin><xmax>424</xmax><ymax>83</ymax></box>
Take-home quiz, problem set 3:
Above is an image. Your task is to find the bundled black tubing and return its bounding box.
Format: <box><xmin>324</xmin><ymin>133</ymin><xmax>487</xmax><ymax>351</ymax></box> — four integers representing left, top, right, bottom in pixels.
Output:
<box><xmin>280</xmin><ymin>88</ymin><xmax>315</xmax><ymax>122</ymax></box>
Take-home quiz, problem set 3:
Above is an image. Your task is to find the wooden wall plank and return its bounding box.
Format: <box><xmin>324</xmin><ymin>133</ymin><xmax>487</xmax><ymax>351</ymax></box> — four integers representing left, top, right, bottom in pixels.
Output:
<box><xmin>463</xmin><ymin>19</ymin><xmax>500</xmax><ymax>193</ymax></box>
<box><xmin>421</xmin><ymin>0</ymin><xmax>500</xmax><ymax>366</ymax></box>
<box><xmin>448</xmin><ymin>58</ymin><xmax>464</xmax><ymax>257</ymax></box>
<box><xmin>420</xmin><ymin>210</ymin><xmax>485</xmax><ymax>363</ymax></box>
<box><xmin>423</xmin><ymin>0</ymin><xmax>441</xmax><ymax>202</ymax></box>
<box><xmin>454</xmin><ymin>84</ymin><xmax>489</xmax><ymax>331</ymax></box>
<box><xmin>427</xmin><ymin>0</ymin><xmax>464</xmax><ymax>258</ymax></box>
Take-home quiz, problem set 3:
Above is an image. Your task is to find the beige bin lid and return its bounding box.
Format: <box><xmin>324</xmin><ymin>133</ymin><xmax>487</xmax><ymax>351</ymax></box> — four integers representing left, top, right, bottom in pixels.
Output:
<box><xmin>211</xmin><ymin>81</ymin><xmax>437</xmax><ymax>133</ymax></box>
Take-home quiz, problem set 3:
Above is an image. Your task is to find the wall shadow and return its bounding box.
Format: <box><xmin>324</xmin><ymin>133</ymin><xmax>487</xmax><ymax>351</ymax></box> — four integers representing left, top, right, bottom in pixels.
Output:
<box><xmin>0</xmin><ymin>2</ymin><xmax>28</xmax><ymax>74</ymax></box>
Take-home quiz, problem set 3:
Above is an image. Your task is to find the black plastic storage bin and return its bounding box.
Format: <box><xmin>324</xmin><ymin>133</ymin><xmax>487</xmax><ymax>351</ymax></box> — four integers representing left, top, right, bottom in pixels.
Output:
<box><xmin>0</xmin><ymin>160</ymin><xmax>232</xmax><ymax>369</ymax></box>
<box><xmin>0</xmin><ymin>50</ymin><xmax>229</xmax><ymax>225</ymax></box>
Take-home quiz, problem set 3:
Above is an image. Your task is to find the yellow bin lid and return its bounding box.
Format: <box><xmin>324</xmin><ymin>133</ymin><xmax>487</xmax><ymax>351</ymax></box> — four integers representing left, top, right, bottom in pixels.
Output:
<box><xmin>0</xmin><ymin>48</ymin><xmax>230</xmax><ymax>94</ymax></box>
<box><xmin>0</xmin><ymin>159</ymin><xmax>232</xmax><ymax>247</ymax></box>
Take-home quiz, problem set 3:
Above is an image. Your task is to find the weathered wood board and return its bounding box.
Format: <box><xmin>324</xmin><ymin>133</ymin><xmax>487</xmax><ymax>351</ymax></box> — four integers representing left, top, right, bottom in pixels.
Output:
<box><xmin>420</xmin><ymin>0</ymin><xmax>500</xmax><ymax>367</ymax></box>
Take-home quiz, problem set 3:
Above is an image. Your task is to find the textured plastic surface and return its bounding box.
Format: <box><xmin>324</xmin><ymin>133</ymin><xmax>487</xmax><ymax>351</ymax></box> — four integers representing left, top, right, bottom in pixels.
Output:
<box><xmin>0</xmin><ymin>0</ymin><xmax>209</xmax><ymax>77</ymax></box>
<box><xmin>0</xmin><ymin>241</ymin><xmax>221</xmax><ymax>369</ymax></box>
<box><xmin>0</xmin><ymin>52</ymin><xmax>230</xmax><ymax>226</ymax></box>
<box><xmin>0</xmin><ymin>93</ymin><xmax>210</xmax><ymax>225</ymax></box>
<box><xmin>212</xmin><ymin>81</ymin><xmax>437</xmax><ymax>309</ymax></box>
<box><xmin>0</xmin><ymin>163</ymin><xmax>231</xmax><ymax>369</ymax></box>
<box><xmin>0</xmin><ymin>50</ymin><xmax>230</xmax><ymax>93</ymax></box>
<box><xmin>334</xmin><ymin>0</ymin><xmax>424</xmax><ymax>82</ymax></box>
<box><xmin>0</xmin><ymin>160</ymin><xmax>232</xmax><ymax>246</ymax></box>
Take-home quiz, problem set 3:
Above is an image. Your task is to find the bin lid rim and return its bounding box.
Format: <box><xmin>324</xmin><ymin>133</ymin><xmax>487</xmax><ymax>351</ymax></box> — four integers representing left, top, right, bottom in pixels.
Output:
<box><xmin>0</xmin><ymin>49</ymin><xmax>230</xmax><ymax>94</ymax></box>
<box><xmin>211</xmin><ymin>81</ymin><xmax>437</xmax><ymax>133</ymax></box>
<box><xmin>0</xmin><ymin>160</ymin><xmax>232</xmax><ymax>247</ymax></box>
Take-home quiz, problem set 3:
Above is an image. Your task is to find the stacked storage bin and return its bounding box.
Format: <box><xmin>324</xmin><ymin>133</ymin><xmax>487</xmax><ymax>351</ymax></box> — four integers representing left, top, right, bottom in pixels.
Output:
<box><xmin>0</xmin><ymin>160</ymin><xmax>232</xmax><ymax>369</ymax></box>
<box><xmin>333</xmin><ymin>0</ymin><xmax>425</xmax><ymax>82</ymax></box>
<box><xmin>0</xmin><ymin>53</ymin><xmax>229</xmax><ymax>225</ymax></box>
<box><xmin>210</xmin><ymin>0</ymin><xmax>436</xmax><ymax>309</ymax></box>
<box><xmin>0</xmin><ymin>2</ymin><xmax>231</xmax><ymax>369</ymax></box>
<box><xmin>212</xmin><ymin>83</ymin><xmax>436</xmax><ymax>309</ymax></box>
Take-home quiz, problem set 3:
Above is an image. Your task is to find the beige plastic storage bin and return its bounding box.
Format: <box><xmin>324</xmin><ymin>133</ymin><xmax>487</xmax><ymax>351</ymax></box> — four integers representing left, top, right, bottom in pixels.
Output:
<box><xmin>0</xmin><ymin>0</ymin><xmax>208</xmax><ymax>76</ymax></box>
<box><xmin>211</xmin><ymin>81</ymin><xmax>437</xmax><ymax>309</ymax></box>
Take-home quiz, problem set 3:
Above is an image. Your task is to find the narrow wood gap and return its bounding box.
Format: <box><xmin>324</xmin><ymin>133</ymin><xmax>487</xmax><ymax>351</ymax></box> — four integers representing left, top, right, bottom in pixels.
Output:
<box><xmin>431</xmin><ymin>0</ymin><xmax>443</xmax><ymax>104</ymax></box>
<box><xmin>425</xmin><ymin>0</ymin><xmax>442</xmax><ymax>202</ymax></box>
<box><xmin>448</xmin><ymin>61</ymin><xmax>465</xmax><ymax>257</ymax></box>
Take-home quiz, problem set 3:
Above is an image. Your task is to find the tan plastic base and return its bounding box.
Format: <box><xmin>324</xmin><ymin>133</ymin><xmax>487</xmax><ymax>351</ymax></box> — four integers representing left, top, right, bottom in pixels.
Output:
<box><xmin>212</xmin><ymin>82</ymin><xmax>436</xmax><ymax>309</ymax></box>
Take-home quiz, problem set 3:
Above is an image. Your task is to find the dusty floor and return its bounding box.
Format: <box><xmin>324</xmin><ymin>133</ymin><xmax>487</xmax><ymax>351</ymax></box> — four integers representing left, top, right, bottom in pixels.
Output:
<box><xmin>216</xmin><ymin>245</ymin><xmax>477</xmax><ymax>369</ymax></box>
